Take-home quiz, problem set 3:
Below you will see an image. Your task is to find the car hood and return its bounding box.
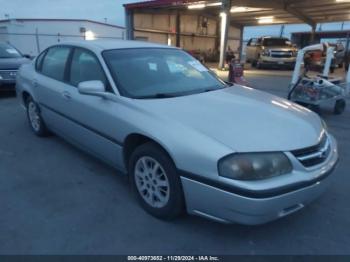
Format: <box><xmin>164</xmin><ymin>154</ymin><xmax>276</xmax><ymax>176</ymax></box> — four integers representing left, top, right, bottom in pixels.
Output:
<box><xmin>134</xmin><ymin>86</ymin><xmax>323</xmax><ymax>153</ymax></box>
<box><xmin>0</xmin><ymin>57</ymin><xmax>30</xmax><ymax>70</ymax></box>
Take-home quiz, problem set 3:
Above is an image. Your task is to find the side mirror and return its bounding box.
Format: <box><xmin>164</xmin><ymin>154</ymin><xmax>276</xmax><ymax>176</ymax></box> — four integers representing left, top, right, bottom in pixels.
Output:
<box><xmin>78</xmin><ymin>80</ymin><xmax>106</xmax><ymax>98</ymax></box>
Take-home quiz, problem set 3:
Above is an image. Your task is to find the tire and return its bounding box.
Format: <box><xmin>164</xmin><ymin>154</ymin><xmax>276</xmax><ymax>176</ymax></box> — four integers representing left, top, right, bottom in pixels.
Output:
<box><xmin>255</xmin><ymin>60</ymin><xmax>261</xmax><ymax>69</ymax></box>
<box><xmin>129</xmin><ymin>142</ymin><xmax>184</xmax><ymax>220</ymax></box>
<box><xmin>334</xmin><ymin>99</ymin><xmax>346</xmax><ymax>115</ymax></box>
<box><xmin>251</xmin><ymin>60</ymin><xmax>257</xmax><ymax>68</ymax></box>
<box><xmin>256</xmin><ymin>60</ymin><xmax>263</xmax><ymax>69</ymax></box>
<box><xmin>255</xmin><ymin>55</ymin><xmax>263</xmax><ymax>69</ymax></box>
<box><xmin>26</xmin><ymin>96</ymin><xmax>49</xmax><ymax>136</ymax></box>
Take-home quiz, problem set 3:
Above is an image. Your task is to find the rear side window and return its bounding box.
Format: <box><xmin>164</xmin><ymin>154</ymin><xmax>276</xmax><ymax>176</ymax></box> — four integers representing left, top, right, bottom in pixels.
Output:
<box><xmin>69</xmin><ymin>48</ymin><xmax>107</xmax><ymax>87</ymax></box>
<box><xmin>41</xmin><ymin>46</ymin><xmax>71</xmax><ymax>81</ymax></box>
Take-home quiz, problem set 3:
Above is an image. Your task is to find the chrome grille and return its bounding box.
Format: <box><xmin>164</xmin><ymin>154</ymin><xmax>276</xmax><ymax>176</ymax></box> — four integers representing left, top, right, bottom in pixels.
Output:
<box><xmin>0</xmin><ymin>70</ymin><xmax>17</xmax><ymax>81</ymax></box>
<box><xmin>291</xmin><ymin>134</ymin><xmax>330</xmax><ymax>167</ymax></box>
<box><xmin>270</xmin><ymin>51</ymin><xmax>293</xmax><ymax>58</ymax></box>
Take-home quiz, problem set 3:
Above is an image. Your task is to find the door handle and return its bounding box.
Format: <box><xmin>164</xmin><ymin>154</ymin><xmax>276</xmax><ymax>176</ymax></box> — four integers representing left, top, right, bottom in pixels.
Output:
<box><xmin>62</xmin><ymin>91</ymin><xmax>72</xmax><ymax>100</ymax></box>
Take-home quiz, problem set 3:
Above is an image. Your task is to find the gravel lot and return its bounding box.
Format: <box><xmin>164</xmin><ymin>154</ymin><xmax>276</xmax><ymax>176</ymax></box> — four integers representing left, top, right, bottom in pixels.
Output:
<box><xmin>0</xmin><ymin>72</ymin><xmax>349</xmax><ymax>255</ymax></box>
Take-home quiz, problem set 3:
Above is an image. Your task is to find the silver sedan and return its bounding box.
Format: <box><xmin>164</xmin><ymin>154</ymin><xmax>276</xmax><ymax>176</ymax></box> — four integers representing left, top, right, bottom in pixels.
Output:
<box><xmin>16</xmin><ymin>40</ymin><xmax>338</xmax><ymax>224</ymax></box>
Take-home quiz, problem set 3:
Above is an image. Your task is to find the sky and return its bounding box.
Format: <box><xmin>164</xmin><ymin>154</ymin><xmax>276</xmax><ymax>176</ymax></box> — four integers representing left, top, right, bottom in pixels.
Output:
<box><xmin>1</xmin><ymin>0</ymin><xmax>350</xmax><ymax>40</ymax></box>
<box><xmin>0</xmin><ymin>0</ymin><xmax>141</xmax><ymax>26</ymax></box>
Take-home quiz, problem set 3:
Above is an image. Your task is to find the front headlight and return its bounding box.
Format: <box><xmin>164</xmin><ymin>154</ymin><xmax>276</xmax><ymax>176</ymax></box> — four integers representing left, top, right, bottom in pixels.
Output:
<box><xmin>321</xmin><ymin>119</ymin><xmax>328</xmax><ymax>132</ymax></box>
<box><xmin>261</xmin><ymin>50</ymin><xmax>270</xmax><ymax>56</ymax></box>
<box><xmin>218</xmin><ymin>152</ymin><xmax>292</xmax><ymax>181</ymax></box>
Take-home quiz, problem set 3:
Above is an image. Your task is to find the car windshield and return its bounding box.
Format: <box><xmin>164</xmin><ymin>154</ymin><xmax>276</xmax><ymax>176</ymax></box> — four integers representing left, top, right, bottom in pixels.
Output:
<box><xmin>0</xmin><ymin>43</ymin><xmax>22</xmax><ymax>58</ymax></box>
<box><xmin>103</xmin><ymin>48</ymin><xmax>226</xmax><ymax>98</ymax></box>
<box><xmin>262</xmin><ymin>38</ymin><xmax>291</xmax><ymax>47</ymax></box>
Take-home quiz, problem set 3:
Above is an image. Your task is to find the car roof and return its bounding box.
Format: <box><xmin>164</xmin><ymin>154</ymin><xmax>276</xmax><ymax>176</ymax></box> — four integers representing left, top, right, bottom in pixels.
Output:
<box><xmin>57</xmin><ymin>39</ymin><xmax>176</xmax><ymax>52</ymax></box>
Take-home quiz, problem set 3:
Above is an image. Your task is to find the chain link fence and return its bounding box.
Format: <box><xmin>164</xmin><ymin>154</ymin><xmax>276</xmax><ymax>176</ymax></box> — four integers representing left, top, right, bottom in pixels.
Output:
<box><xmin>0</xmin><ymin>31</ymin><xmax>124</xmax><ymax>57</ymax></box>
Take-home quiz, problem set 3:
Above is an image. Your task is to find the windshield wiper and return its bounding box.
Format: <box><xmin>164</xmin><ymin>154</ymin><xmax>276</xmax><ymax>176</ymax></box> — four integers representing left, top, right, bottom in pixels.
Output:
<box><xmin>135</xmin><ymin>86</ymin><xmax>226</xmax><ymax>99</ymax></box>
<box><xmin>136</xmin><ymin>93</ymin><xmax>178</xmax><ymax>99</ymax></box>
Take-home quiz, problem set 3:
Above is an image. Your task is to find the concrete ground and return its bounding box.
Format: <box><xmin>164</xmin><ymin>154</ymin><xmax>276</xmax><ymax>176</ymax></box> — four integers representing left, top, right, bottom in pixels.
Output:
<box><xmin>0</xmin><ymin>70</ymin><xmax>349</xmax><ymax>255</ymax></box>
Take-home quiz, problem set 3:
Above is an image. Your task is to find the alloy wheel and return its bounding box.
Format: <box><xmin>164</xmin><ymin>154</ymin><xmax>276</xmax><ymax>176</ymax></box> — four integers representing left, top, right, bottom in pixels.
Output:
<box><xmin>134</xmin><ymin>156</ymin><xmax>170</xmax><ymax>208</ymax></box>
<box><xmin>28</xmin><ymin>101</ymin><xmax>41</xmax><ymax>132</ymax></box>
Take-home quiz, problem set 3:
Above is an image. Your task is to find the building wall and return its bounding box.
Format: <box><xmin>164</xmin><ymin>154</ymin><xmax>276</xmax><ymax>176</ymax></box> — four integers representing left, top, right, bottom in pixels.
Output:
<box><xmin>180</xmin><ymin>15</ymin><xmax>217</xmax><ymax>37</ymax></box>
<box><xmin>134</xmin><ymin>13</ymin><xmax>176</xmax><ymax>32</ymax></box>
<box><xmin>134</xmin><ymin>30</ymin><xmax>168</xmax><ymax>44</ymax></box>
<box><xmin>134</xmin><ymin>12</ymin><xmax>219</xmax><ymax>51</ymax></box>
<box><xmin>0</xmin><ymin>20</ymin><xmax>125</xmax><ymax>56</ymax></box>
<box><xmin>132</xmin><ymin>12</ymin><xmax>242</xmax><ymax>60</ymax></box>
<box><xmin>228</xmin><ymin>26</ymin><xmax>242</xmax><ymax>54</ymax></box>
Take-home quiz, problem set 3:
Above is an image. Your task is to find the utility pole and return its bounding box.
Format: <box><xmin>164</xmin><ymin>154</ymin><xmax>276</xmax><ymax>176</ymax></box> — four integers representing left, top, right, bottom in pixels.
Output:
<box><xmin>35</xmin><ymin>28</ymin><xmax>40</xmax><ymax>54</ymax></box>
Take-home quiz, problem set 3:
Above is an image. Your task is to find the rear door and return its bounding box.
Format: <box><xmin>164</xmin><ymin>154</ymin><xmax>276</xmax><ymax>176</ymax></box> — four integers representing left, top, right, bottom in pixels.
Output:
<box><xmin>245</xmin><ymin>38</ymin><xmax>258</xmax><ymax>61</ymax></box>
<box><xmin>34</xmin><ymin>45</ymin><xmax>74</xmax><ymax>132</ymax></box>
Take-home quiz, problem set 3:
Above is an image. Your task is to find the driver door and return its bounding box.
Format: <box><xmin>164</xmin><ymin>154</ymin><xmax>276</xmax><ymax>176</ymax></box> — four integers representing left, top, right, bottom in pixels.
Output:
<box><xmin>58</xmin><ymin>47</ymin><xmax>124</xmax><ymax>169</ymax></box>
<box><xmin>246</xmin><ymin>38</ymin><xmax>258</xmax><ymax>61</ymax></box>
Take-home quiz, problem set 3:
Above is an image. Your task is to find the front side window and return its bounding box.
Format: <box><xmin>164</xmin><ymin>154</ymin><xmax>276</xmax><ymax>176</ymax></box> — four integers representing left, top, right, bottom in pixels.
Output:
<box><xmin>103</xmin><ymin>48</ymin><xmax>226</xmax><ymax>98</ymax></box>
<box><xmin>41</xmin><ymin>46</ymin><xmax>71</xmax><ymax>81</ymax></box>
<box><xmin>69</xmin><ymin>48</ymin><xmax>107</xmax><ymax>87</ymax></box>
<box><xmin>248</xmin><ymin>38</ymin><xmax>257</xmax><ymax>46</ymax></box>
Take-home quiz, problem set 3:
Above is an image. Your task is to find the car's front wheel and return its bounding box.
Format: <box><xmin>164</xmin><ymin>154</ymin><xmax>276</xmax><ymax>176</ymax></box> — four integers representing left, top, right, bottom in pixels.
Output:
<box><xmin>26</xmin><ymin>96</ymin><xmax>49</xmax><ymax>136</ymax></box>
<box><xmin>129</xmin><ymin>142</ymin><xmax>184</xmax><ymax>220</ymax></box>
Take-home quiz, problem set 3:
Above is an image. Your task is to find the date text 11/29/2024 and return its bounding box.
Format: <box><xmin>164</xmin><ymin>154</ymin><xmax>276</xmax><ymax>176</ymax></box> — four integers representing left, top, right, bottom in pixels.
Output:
<box><xmin>127</xmin><ymin>256</ymin><xmax>220</xmax><ymax>261</ymax></box>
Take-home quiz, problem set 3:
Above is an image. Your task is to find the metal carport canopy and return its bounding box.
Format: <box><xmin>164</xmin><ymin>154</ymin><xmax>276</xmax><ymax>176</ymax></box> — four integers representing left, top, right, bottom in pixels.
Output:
<box><xmin>124</xmin><ymin>0</ymin><xmax>350</xmax><ymax>68</ymax></box>
<box><xmin>124</xmin><ymin>0</ymin><xmax>350</xmax><ymax>27</ymax></box>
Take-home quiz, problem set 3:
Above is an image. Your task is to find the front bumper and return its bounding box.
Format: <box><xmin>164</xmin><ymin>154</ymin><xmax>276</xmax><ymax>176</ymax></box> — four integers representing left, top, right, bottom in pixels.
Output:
<box><xmin>181</xmin><ymin>136</ymin><xmax>338</xmax><ymax>225</ymax></box>
<box><xmin>259</xmin><ymin>56</ymin><xmax>296</xmax><ymax>67</ymax></box>
<box><xmin>0</xmin><ymin>81</ymin><xmax>16</xmax><ymax>90</ymax></box>
<box><xmin>0</xmin><ymin>70</ymin><xmax>17</xmax><ymax>89</ymax></box>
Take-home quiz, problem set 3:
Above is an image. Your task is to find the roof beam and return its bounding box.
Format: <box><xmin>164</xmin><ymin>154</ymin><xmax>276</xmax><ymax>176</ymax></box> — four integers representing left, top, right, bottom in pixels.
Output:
<box><xmin>284</xmin><ymin>2</ymin><xmax>316</xmax><ymax>27</ymax></box>
<box><xmin>231</xmin><ymin>0</ymin><xmax>316</xmax><ymax>26</ymax></box>
<box><xmin>230</xmin><ymin>0</ymin><xmax>285</xmax><ymax>9</ymax></box>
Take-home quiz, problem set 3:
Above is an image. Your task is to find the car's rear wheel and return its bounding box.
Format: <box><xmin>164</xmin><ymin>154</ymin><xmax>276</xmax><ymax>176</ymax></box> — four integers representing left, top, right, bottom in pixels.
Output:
<box><xmin>256</xmin><ymin>60</ymin><xmax>262</xmax><ymax>69</ymax></box>
<box><xmin>26</xmin><ymin>96</ymin><xmax>49</xmax><ymax>136</ymax></box>
<box><xmin>251</xmin><ymin>60</ymin><xmax>257</xmax><ymax>67</ymax></box>
<box><xmin>129</xmin><ymin>142</ymin><xmax>184</xmax><ymax>219</ymax></box>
